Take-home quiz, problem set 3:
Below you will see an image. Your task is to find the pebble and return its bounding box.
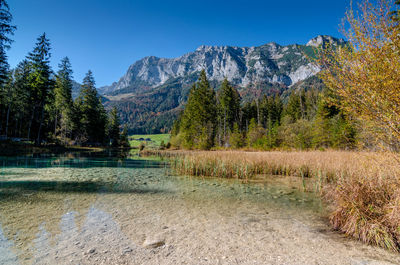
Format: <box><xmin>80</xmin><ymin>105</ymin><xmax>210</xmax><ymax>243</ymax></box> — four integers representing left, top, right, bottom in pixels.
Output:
<box><xmin>86</xmin><ymin>248</ymin><xmax>96</xmax><ymax>255</ymax></box>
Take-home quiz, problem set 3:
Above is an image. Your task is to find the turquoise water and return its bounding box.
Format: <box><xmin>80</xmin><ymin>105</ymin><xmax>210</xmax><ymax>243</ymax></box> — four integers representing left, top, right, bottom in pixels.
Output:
<box><xmin>2</xmin><ymin>152</ymin><xmax>390</xmax><ymax>265</ymax></box>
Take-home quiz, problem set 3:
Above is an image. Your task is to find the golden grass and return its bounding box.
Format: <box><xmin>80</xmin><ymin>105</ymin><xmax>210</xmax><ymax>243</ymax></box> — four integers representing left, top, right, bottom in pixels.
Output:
<box><xmin>149</xmin><ymin>150</ymin><xmax>400</xmax><ymax>251</ymax></box>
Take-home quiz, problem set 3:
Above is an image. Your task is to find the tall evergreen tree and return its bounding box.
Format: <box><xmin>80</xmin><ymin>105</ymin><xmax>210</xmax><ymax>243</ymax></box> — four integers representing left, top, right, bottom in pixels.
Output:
<box><xmin>0</xmin><ymin>0</ymin><xmax>15</xmax><ymax>135</ymax></box>
<box><xmin>54</xmin><ymin>57</ymin><xmax>74</xmax><ymax>143</ymax></box>
<box><xmin>120</xmin><ymin>125</ymin><xmax>130</xmax><ymax>148</ymax></box>
<box><xmin>12</xmin><ymin>60</ymin><xmax>32</xmax><ymax>138</ymax></box>
<box><xmin>26</xmin><ymin>33</ymin><xmax>54</xmax><ymax>145</ymax></box>
<box><xmin>0</xmin><ymin>0</ymin><xmax>15</xmax><ymax>86</ymax></box>
<box><xmin>217</xmin><ymin>78</ymin><xmax>240</xmax><ymax>145</ymax></box>
<box><xmin>75</xmin><ymin>70</ymin><xmax>107</xmax><ymax>145</ymax></box>
<box><xmin>108</xmin><ymin>106</ymin><xmax>121</xmax><ymax>147</ymax></box>
<box><xmin>180</xmin><ymin>70</ymin><xmax>217</xmax><ymax>149</ymax></box>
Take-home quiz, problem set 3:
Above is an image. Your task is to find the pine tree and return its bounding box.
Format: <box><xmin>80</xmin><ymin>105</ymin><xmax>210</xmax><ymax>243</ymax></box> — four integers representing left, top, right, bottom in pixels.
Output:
<box><xmin>120</xmin><ymin>125</ymin><xmax>130</xmax><ymax>148</ymax></box>
<box><xmin>284</xmin><ymin>91</ymin><xmax>301</xmax><ymax>122</ymax></box>
<box><xmin>0</xmin><ymin>0</ymin><xmax>15</xmax><ymax>86</ymax></box>
<box><xmin>229</xmin><ymin>123</ymin><xmax>244</xmax><ymax>149</ymax></box>
<box><xmin>180</xmin><ymin>70</ymin><xmax>217</xmax><ymax>149</ymax></box>
<box><xmin>26</xmin><ymin>33</ymin><xmax>54</xmax><ymax>145</ymax></box>
<box><xmin>10</xmin><ymin>60</ymin><xmax>31</xmax><ymax>138</ymax></box>
<box><xmin>75</xmin><ymin>70</ymin><xmax>107</xmax><ymax>145</ymax></box>
<box><xmin>54</xmin><ymin>57</ymin><xmax>74</xmax><ymax>143</ymax></box>
<box><xmin>217</xmin><ymin>78</ymin><xmax>240</xmax><ymax>145</ymax></box>
<box><xmin>2</xmin><ymin>70</ymin><xmax>13</xmax><ymax>137</ymax></box>
<box><xmin>108</xmin><ymin>106</ymin><xmax>121</xmax><ymax>147</ymax></box>
<box><xmin>0</xmin><ymin>0</ymin><xmax>15</xmax><ymax>135</ymax></box>
<box><xmin>246</xmin><ymin>118</ymin><xmax>266</xmax><ymax>148</ymax></box>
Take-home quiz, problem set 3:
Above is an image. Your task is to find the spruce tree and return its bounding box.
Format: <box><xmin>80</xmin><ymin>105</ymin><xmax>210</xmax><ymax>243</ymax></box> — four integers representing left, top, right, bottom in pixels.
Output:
<box><xmin>54</xmin><ymin>57</ymin><xmax>74</xmax><ymax>143</ymax></box>
<box><xmin>0</xmin><ymin>0</ymin><xmax>15</xmax><ymax>135</ymax></box>
<box><xmin>0</xmin><ymin>0</ymin><xmax>15</xmax><ymax>86</ymax></box>
<box><xmin>10</xmin><ymin>60</ymin><xmax>31</xmax><ymax>138</ymax></box>
<box><xmin>217</xmin><ymin>78</ymin><xmax>240</xmax><ymax>144</ymax></box>
<box><xmin>120</xmin><ymin>125</ymin><xmax>130</xmax><ymax>148</ymax></box>
<box><xmin>108</xmin><ymin>106</ymin><xmax>121</xmax><ymax>147</ymax></box>
<box><xmin>180</xmin><ymin>70</ymin><xmax>217</xmax><ymax>149</ymax></box>
<box><xmin>26</xmin><ymin>33</ymin><xmax>54</xmax><ymax>145</ymax></box>
<box><xmin>76</xmin><ymin>70</ymin><xmax>107</xmax><ymax>145</ymax></box>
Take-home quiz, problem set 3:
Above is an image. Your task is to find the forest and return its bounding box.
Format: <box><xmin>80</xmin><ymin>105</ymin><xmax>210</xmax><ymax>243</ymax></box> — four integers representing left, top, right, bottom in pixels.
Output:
<box><xmin>170</xmin><ymin>70</ymin><xmax>357</xmax><ymax>151</ymax></box>
<box><xmin>0</xmin><ymin>2</ymin><xmax>129</xmax><ymax>148</ymax></box>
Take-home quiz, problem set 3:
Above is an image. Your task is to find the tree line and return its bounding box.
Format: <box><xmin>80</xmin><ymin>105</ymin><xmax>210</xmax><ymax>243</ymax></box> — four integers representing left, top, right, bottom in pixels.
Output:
<box><xmin>0</xmin><ymin>1</ymin><xmax>129</xmax><ymax>147</ymax></box>
<box><xmin>170</xmin><ymin>70</ymin><xmax>357</xmax><ymax>150</ymax></box>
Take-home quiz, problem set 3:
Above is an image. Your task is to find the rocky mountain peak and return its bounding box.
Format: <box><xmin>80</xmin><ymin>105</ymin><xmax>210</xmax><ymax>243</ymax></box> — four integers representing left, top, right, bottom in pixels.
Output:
<box><xmin>100</xmin><ymin>35</ymin><xmax>345</xmax><ymax>96</ymax></box>
<box><xmin>306</xmin><ymin>35</ymin><xmax>346</xmax><ymax>48</ymax></box>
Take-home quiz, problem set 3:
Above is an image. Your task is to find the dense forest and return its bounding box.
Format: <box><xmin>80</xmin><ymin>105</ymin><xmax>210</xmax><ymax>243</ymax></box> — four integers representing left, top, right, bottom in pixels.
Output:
<box><xmin>0</xmin><ymin>1</ymin><xmax>129</xmax><ymax>148</ymax></box>
<box><xmin>170</xmin><ymin>70</ymin><xmax>357</xmax><ymax>150</ymax></box>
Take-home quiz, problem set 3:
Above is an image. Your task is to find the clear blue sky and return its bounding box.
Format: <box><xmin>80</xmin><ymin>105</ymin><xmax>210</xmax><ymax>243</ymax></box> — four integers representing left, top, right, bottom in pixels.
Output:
<box><xmin>7</xmin><ymin>0</ymin><xmax>350</xmax><ymax>87</ymax></box>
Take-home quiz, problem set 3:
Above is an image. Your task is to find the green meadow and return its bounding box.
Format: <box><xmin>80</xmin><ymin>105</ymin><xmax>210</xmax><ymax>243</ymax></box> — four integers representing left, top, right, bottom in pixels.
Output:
<box><xmin>129</xmin><ymin>134</ymin><xmax>170</xmax><ymax>148</ymax></box>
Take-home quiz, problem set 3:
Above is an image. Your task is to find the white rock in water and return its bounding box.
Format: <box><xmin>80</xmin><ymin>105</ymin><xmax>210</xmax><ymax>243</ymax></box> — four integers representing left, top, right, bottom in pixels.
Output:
<box><xmin>143</xmin><ymin>235</ymin><xmax>165</xmax><ymax>248</ymax></box>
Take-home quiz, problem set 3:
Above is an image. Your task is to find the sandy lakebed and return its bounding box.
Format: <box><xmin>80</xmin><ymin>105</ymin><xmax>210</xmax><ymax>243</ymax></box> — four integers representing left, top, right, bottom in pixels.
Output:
<box><xmin>0</xmin><ymin>154</ymin><xmax>399</xmax><ymax>265</ymax></box>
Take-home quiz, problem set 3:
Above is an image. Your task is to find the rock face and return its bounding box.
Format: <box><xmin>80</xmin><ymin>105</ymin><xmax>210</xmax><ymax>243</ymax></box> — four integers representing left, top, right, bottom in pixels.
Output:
<box><xmin>101</xmin><ymin>35</ymin><xmax>345</xmax><ymax>96</ymax></box>
<box><xmin>306</xmin><ymin>35</ymin><xmax>346</xmax><ymax>48</ymax></box>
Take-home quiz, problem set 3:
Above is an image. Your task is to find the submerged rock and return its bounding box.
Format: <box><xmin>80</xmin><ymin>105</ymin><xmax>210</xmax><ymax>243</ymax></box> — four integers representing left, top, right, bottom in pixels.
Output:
<box><xmin>143</xmin><ymin>235</ymin><xmax>165</xmax><ymax>248</ymax></box>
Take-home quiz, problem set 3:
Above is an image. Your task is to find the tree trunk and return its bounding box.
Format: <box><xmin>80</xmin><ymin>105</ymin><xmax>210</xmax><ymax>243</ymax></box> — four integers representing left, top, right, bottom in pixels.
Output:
<box><xmin>18</xmin><ymin>119</ymin><xmax>22</xmax><ymax>138</ymax></box>
<box><xmin>0</xmin><ymin>107</ymin><xmax>3</xmax><ymax>135</ymax></box>
<box><xmin>27</xmin><ymin>108</ymin><xmax>35</xmax><ymax>141</ymax></box>
<box><xmin>223</xmin><ymin>109</ymin><xmax>227</xmax><ymax>144</ymax></box>
<box><xmin>36</xmin><ymin>104</ymin><xmax>45</xmax><ymax>145</ymax></box>
<box><xmin>54</xmin><ymin>111</ymin><xmax>58</xmax><ymax>136</ymax></box>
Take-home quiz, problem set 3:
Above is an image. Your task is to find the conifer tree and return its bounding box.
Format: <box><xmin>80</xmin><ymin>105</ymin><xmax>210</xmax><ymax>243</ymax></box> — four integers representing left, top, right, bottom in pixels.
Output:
<box><xmin>0</xmin><ymin>0</ymin><xmax>15</xmax><ymax>86</ymax></box>
<box><xmin>229</xmin><ymin>123</ymin><xmax>244</xmax><ymax>149</ymax></box>
<box><xmin>285</xmin><ymin>91</ymin><xmax>301</xmax><ymax>122</ymax></box>
<box><xmin>180</xmin><ymin>70</ymin><xmax>217</xmax><ymax>149</ymax></box>
<box><xmin>27</xmin><ymin>33</ymin><xmax>54</xmax><ymax>145</ymax></box>
<box><xmin>108</xmin><ymin>106</ymin><xmax>121</xmax><ymax>147</ymax></box>
<box><xmin>54</xmin><ymin>57</ymin><xmax>74</xmax><ymax>143</ymax></box>
<box><xmin>11</xmin><ymin>60</ymin><xmax>31</xmax><ymax>137</ymax></box>
<box><xmin>217</xmin><ymin>78</ymin><xmax>240</xmax><ymax>144</ymax></box>
<box><xmin>120</xmin><ymin>125</ymin><xmax>130</xmax><ymax>148</ymax></box>
<box><xmin>75</xmin><ymin>70</ymin><xmax>107</xmax><ymax>145</ymax></box>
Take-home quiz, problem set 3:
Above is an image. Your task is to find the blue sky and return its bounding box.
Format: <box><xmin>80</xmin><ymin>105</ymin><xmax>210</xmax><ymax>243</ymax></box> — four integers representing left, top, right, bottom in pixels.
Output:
<box><xmin>7</xmin><ymin>0</ymin><xmax>350</xmax><ymax>87</ymax></box>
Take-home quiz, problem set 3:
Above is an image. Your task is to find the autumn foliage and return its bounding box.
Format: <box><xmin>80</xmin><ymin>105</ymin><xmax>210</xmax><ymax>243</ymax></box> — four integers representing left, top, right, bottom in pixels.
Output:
<box><xmin>319</xmin><ymin>0</ymin><xmax>400</xmax><ymax>148</ymax></box>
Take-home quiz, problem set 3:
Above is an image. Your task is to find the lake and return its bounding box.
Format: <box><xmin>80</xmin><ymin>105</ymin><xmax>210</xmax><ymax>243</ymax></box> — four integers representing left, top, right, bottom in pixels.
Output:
<box><xmin>0</xmin><ymin>152</ymin><xmax>398</xmax><ymax>265</ymax></box>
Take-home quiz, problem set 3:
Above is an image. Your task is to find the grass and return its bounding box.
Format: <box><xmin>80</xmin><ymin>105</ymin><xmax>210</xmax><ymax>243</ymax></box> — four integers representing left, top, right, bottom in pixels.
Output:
<box><xmin>129</xmin><ymin>134</ymin><xmax>170</xmax><ymax>149</ymax></box>
<box><xmin>148</xmin><ymin>150</ymin><xmax>400</xmax><ymax>252</ymax></box>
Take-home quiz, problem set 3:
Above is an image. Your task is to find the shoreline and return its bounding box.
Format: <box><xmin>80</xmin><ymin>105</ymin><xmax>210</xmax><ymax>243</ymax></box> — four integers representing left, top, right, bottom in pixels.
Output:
<box><xmin>0</xmin><ymin>141</ymin><xmax>135</xmax><ymax>156</ymax></box>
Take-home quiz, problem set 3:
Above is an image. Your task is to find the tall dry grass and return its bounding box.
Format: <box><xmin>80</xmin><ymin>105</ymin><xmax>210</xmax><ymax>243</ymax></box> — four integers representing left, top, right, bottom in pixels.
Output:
<box><xmin>152</xmin><ymin>150</ymin><xmax>400</xmax><ymax>251</ymax></box>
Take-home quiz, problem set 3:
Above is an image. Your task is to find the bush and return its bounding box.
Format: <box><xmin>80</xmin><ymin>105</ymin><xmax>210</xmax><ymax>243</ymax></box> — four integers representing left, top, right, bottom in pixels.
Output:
<box><xmin>139</xmin><ymin>142</ymin><xmax>145</xmax><ymax>151</ymax></box>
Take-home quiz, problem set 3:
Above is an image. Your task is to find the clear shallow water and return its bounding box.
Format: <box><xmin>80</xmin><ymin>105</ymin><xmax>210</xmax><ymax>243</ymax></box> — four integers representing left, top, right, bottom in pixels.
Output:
<box><xmin>0</xmin><ymin>152</ymin><xmax>399</xmax><ymax>265</ymax></box>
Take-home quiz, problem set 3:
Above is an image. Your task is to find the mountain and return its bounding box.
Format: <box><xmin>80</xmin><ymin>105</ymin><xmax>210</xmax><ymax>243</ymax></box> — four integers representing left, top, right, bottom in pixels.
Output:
<box><xmin>101</xmin><ymin>35</ymin><xmax>345</xmax><ymax>134</ymax></box>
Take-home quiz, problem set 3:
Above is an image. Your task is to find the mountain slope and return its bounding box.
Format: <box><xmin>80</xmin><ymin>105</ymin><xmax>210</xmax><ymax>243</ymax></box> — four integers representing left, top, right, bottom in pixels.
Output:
<box><xmin>102</xmin><ymin>35</ymin><xmax>344</xmax><ymax>133</ymax></box>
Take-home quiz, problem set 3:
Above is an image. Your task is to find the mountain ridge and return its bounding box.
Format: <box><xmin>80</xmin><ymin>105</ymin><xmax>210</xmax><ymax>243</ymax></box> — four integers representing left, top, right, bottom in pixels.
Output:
<box><xmin>100</xmin><ymin>35</ymin><xmax>345</xmax><ymax>133</ymax></box>
<box><xmin>100</xmin><ymin>35</ymin><xmax>344</xmax><ymax>96</ymax></box>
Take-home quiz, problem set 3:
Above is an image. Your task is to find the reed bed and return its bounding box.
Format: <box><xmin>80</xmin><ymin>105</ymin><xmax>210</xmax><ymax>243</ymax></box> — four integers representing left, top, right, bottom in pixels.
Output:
<box><xmin>151</xmin><ymin>150</ymin><xmax>400</xmax><ymax>252</ymax></box>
